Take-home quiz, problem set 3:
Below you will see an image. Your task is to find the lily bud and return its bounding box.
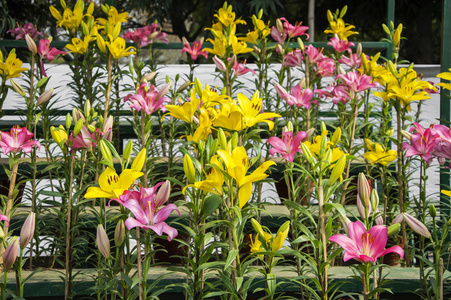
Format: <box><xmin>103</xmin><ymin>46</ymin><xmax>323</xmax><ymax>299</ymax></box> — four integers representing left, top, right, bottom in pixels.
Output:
<box><xmin>183</xmin><ymin>154</ymin><xmax>196</xmax><ymax>184</ymax></box>
<box><xmin>251</xmin><ymin>218</ymin><xmax>266</xmax><ymax>240</ymax></box>
<box><xmin>331</xmin><ymin>127</ymin><xmax>341</xmax><ymax>146</ymax></box>
<box><xmin>10</xmin><ymin>79</ymin><xmax>26</xmax><ymax>97</ymax></box>
<box><xmin>112</xmin><ymin>23</ymin><xmax>121</xmax><ymax>39</ymax></box>
<box><xmin>401</xmin><ymin>130</ymin><xmax>412</xmax><ymax>140</ymax></box>
<box><xmin>319</xmin><ymin>134</ymin><xmax>328</xmax><ymax>155</ymax></box>
<box><xmin>272</xmin><ymin>221</ymin><xmax>289</xmax><ymax>252</ymax></box>
<box><xmin>96</xmin><ymin>34</ymin><xmax>106</xmax><ymax>53</ymax></box>
<box><xmin>194</xmin><ymin>77</ymin><xmax>203</xmax><ymax>96</ymax></box>
<box><xmin>36</xmin><ymin>89</ymin><xmax>54</xmax><ymax>106</ymax></box>
<box><xmin>123</xmin><ymin>140</ymin><xmax>133</xmax><ymax>160</ymax></box>
<box><xmin>218</xmin><ymin>128</ymin><xmax>227</xmax><ymax>150</ymax></box>
<box><xmin>371</xmin><ymin>189</ymin><xmax>379</xmax><ymax>212</ymax></box>
<box><xmin>99</xmin><ymin>140</ymin><xmax>114</xmax><ymax>169</ymax></box>
<box><xmin>357</xmin><ymin>194</ymin><xmax>370</xmax><ymax>220</ymax></box>
<box><xmin>25</xmin><ymin>34</ymin><xmax>38</xmax><ymax>54</ymax></box>
<box><xmin>300</xmin><ymin>143</ymin><xmax>316</xmax><ymax>165</ymax></box>
<box><xmin>176</xmin><ymin>81</ymin><xmax>190</xmax><ymax>93</ymax></box>
<box><xmin>337</xmin><ymin>65</ymin><xmax>346</xmax><ymax>75</ymax></box>
<box><xmin>198</xmin><ymin>140</ymin><xmax>205</xmax><ymax>154</ymax></box>
<box><xmin>20</xmin><ymin>212</ymin><xmax>35</xmax><ymax>249</ymax></box>
<box><xmin>102</xmin><ymin>115</ymin><xmax>113</xmax><ymax>142</ymax></box>
<box><xmin>306</xmin><ymin>128</ymin><xmax>315</xmax><ymax>140</ymax></box>
<box><xmin>253</xmin><ymin>45</ymin><xmax>261</xmax><ymax>54</ymax></box>
<box><xmin>65</xmin><ymin>113</ymin><xmax>72</xmax><ymax>131</ymax></box>
<box><xmin>320</xmin><ymin>121</ymin><xmax>327</xmax><ymax>133</ymax></box>
<box><xmin>156</xmin><ymin>83</ymin><xmax>171</xmax><ymax>101</ymax></box>
<box><xmin>141</xmin><ymin>72</ymin><xmax>156</xmax><ymax>82</ymax></box>
<box><xmin>340</xmin><ymin>216</ymin><xmax>352</xmax><ymax>235</ymax></box>
<box><xmin>387</xmin><ymin>60</ymin><xmax>398</xmax><ymax>78</ymax></box>
<box><xmin>114</xmin><ymin>220</ymin><xmax>125</xmax><ymax>247</ymax></box>
<box><xmin>0</xmin><ymin>227</ymin><xmax>4</xmax><ymax>240</ymax></box>
<box><xmin>213</xmin><ymin>56</ymin><xmax>227</xmax><ymax>72</ymax></box>
<box><xmin>360</xmin><ymin>53</ymin><xmax>368</xmax><ymax>73</ymax></box>
<box><xmin>387</xmin><ymin>223</ymin><xmax>401</xmax><ymax>237</ymax></box>
<box><xmin>297</xmin><ymin>37</ymin><xmax>304</xmax><ymax>51</ymax></box>
<box><xmin>82</xmin><ymin>22</ymin><xmax>90</xmax><ymax>37</ymax></box>
<box><xmin>229</xmin><ymin>55</ymin><xmax>237</xmax><ymax>68</ymax></box>
<box><xmin>276</xmin><ymin>18</ymin><xmax>283</xmax><ymax>33</ymax></box>
<box><xmin>155</xmin><ymin>180</ymin><xmax>171</xmax><ymax>207</ymax></box>
<box><xmin>73</xmin><ymin>119</ymin><xmax>84</xmax><ymax>137</ymax></box>
<box><xmin>356</xmin><ymin>43</ymin><xmax>362</xmax><ymax>57</ymax></box>
<box><xmin>393</xmin><ymin>24</ymin><xmax>402</xmax><ymax>47</ymax></box>
<box><xmin>403</xmin><ymin>213</ymin><xmax>431</xmax><ymax>239</ymax></box>
<box><xmin>276</xmin><ymin>44</ymin><xmax>284</xmax><ymax>55</ymax></box>
<box><xmin>96</xmin><ymin>224</ymin><xmax>111</xmax><ymax>259</ymax></box>
<box><xmin>328</xmin><ymin>154</ymin><xmax>346</xmax><ymax>186</ymax></box>
<box><xmin>3</xmin><ymin>238</ymin><xmax>18</xmax><ymax>271</ymax></box>
<box><xmin>429</xmin><ymin>205</ymin><xmax>437</xmax><ymax>218</ymax></box>
<box><xmin>231</xmin><ymin>132</ymin><xmax>239</xmax><ymax>149</ymax></box>
<box><xmin>87</xmin><ymin>124</ymin><xmax>96</xmax><ymax>132</ymax></box>
<box><xmin>84</xmin><ymin>100</ymin><xmax>91</xmax><ymax>118</ymax></box>
<box><xmin>321</xmin><ymin>149</ymin><xmax>332</xmax><ymax>172</ymax></box>
<box><xmin>285</xmin><ymin>121</ymin><xmax>294</xmax><ymax>133</ymax></box>
<box><xmin>131</xmin><ymin>148</ymin><xmax>146</xmax><ymax>172</ymax></box>
<box><xmin>357</xmin><ymin>173</ymin><xmax>371</xmax><ymax>209</ymax></box>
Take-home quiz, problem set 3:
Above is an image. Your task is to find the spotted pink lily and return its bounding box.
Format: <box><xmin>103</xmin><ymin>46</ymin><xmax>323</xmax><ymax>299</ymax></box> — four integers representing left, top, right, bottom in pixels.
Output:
<box><xmin>336</xmin><ymin>71</ymin><xmax>378</xmax><ymax>98</ymax></box>
<box><xmin>0</xmin><ymin>126</ymin><xmax>40</xmax><ymax>155</ymax></box>
<box><xmin>327</xmin><ymin>37</ymin><xmax>354</xmax><ymax>53</ymax></box>
<box><xmin>279</xmin><ymin>18</ymin><xmax>309</xmax><ymax>39</ymax></box>
<box><xmin>231</xmin><ymin>60</ymin><xmax>255</xmax><ymax>76</ymax></box>
<box><xmin>268</xmin><ymin>129</ymin><xmax>308</xmax><ymax>162</ymax></box>
<box><xmin>329</xmin><ymin>220</ymin><xmax>404</xmax><ymax>263</ymax></box>
<box><xmin>125</xmin><ymin>82</ymin><xmax>170</xmax><ymax>115</ymax></box>
<box><xmin>113</xmin><ymin>184</ymin><xmax>180</xmax><ymax>241</ymax></box>
<box><xmin>282</xmin><ymin>49</ymin><xmax>303</xmax><ymax>68</ymax></box>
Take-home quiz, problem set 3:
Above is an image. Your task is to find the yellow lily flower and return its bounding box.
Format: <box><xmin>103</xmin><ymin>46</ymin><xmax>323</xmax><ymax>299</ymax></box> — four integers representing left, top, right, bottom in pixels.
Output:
<box><xmin>97</xmin><ymin>7</ymin><xmax>129</xmax><ymax>27</ymax></box>
<box><xmin>183</xmin><ymin>156</ymin><xmax>224</xmax><ymax>196</ymax></box>
<box><xmin>106</xmin><ymin>37</ymin><xmax>136</xmax><ymax>59</ymax></box>
<box><xmin>0</xmin><ymin>51</ymin><xmax>28</xmax><ymax>80</ymax></box>
<box><xmin>186</xmin><ymin>108</ymin><xmax>212</xmax><ymax>143</ymax></box>
<box><xmin>230</xmin><ymin>35</ymin><xmax>253</xmax><ymax>55</ymax></box>
<box><xmin>50</xmin><ymin>125</ymin><xmax>68</xmax><ymax>153</ymax></box>
<box><xmin>201</xmin><ymin>85</ymin><xmax>230</xmax><ymax>108</ymax></box>
<box><xmin>204</xmin><ymin>37</ymin><xmax>227</xmax><ymax>57</ymax></box>
<box><xmin>324</xmin><ymin>16</ymin><xmax>358</xmax><ymax>41</ymax></box>
<box><xmin>363</xmin><ymin>139</ymin><xmax>397</xmax><ymax>166</ymax></box>
<box><xmin>211</xmin><ymin>101</ymin><xmax>244</xmax><ymax>131</ymax></box>
<box><xmin>217</xmin><ymin>146</ymin><xmax>276</xmax><ymax>208</ymax></box>
<box><xmin>272</xmin><ymin>221</ymin><xmax>290</xmax><ymax>252</ymax></box>
<box><xmin>58</xmin><ymin>7</ymin><xmax>84</xmax><ymax>29</ymax></box>
<box><xmin>65</xmin><ymin>37</ymin><xmax>91</xmax><ymax>54</ymax></box>
<box><xmin>85</xmin><ymin>167</ymin><xmax>143</xmax><ymax>199</ymax></box>
<box><xmin>237</xmin><ymin>91</ymin><xmax>281</xmax><ymax>131</ymax></box>
<box><xmin>165</xmin><ymin>91</ymin><xmax>200</xmax><ymax>123</ymax></box>
<box><xmin>437</xmin><ymin>68</ymin><xmax>451</xmax><ymax>91</ymax></box>
<box><xmin>250</xmin><ymin>218</ymin><xmax>289</xmax><ymax>253</ymax></box>
<box><xmin>214</xmin><ymin>4</ymin><xmax>246</xmax><ymax>27</ymax></box>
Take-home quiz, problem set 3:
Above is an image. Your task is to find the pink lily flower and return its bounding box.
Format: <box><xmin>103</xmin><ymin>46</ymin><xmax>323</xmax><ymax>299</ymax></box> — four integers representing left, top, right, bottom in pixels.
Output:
<box><xmin>282</xmin><ymin>49</ymin><xmax>303</xmax><ymax>68</ymax></box>
<box><xmin>336</xmin><ymin>71</ymin><xmax>378</xmax><ymax>98</ymax></box>
<box><xmin>0</xmin><ymin>214</ymin><xmax>9</xmax><ymax>227</ymax></box>
<box><xmin>270</xmin><ymin>26</ymin><xmax>286</xmax><ymax>45</ymax></box>
<box><xmin>125</xmin><ymin>82</ymin><xmax>170</xmax><ymax>115</ymax></box>
<box><xmin>231</xmin><ymin>60</ymin><xmax>255</xmax><ymax>76</ymax></box>
<box><xmin>143</xmin><ymin>24</ymin><xmax>169</xmax><ymax>44</ymax></box>
<box><xmin>315</xmin><ymin>84</ymin><xmax>352</xmax><ymax>105</ymax></box>
<box><xmin>113</xmin><ymin>184</ymin><xmax>180</xmax><ymax>241</ymax></box>
<box><xmin>338</xmin><ymin>52</ymin><xmax>363</xmax><ymax>69</ymax></box>
<box><xmin>304</xmin><ymin>45</ymin><xmax>326</xmax><ymax>65</ymax></box>
<box><xmin>327</xmin><ymin>37</ymin><xmax>354</xmax><ymax>53</ymax></box>
<box><xmin>316</xmin><ymin>57</ymin><xmax>335</xmax><ymax>77</ymax></box>
<box><xmin>124</xmin><ymin>28</ymin><xmax>152</xmax><ymax>48</ymax></box>
<box><xmin>0</xmin><ymin>126</ymin><xmax>41</xmax><ymax>155</ymax></box>
<box><xmin>7</xmin><ymin>23</ymin><xmax>41</xmax><ymax>40</ymax></box>
<box><xmin>181</xmin><ymin>37</ymin><xmax>208</xmax><ymax>61</ymax></box>
<box><xmin>329</xmin><ymin>220</ymin><xmax>404</xmax><ymax>263</ymax></box>
<box><xmin>37</xmin><ymin>39</ymin><xmax>66</xmax><ymax>77</ymax></box>
<box><xmin>69</xmin><ymin>125</ymin><xmax>97</xmax><ymax>152</ymax></box>
<box><xmin>275</xmin><ymin>84</ymin><xmax>316</xmax><ymax>109</ymax></box>
<box><xmin>279</xmin><ymin>18</ymin><xmax>309</xmax><ymax>39</ymax></box>
<box><xmin>268</xmin><ymin>129</ymin><xmax>308</xmax><ymax>162</ymax></box>
<box><xmin>403</xmin><ymin>122</ymin><xmax>438</xmax><ymax>166</ymax></box>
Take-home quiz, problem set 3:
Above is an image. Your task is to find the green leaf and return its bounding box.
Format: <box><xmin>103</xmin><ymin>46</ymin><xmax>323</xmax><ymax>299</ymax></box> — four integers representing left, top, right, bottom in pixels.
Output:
<box><xmin>224</xmin><ymin>249</ymin><xmax>238</xmax><ymax>270</ymax></box>
<box><xmin>201</xmin><ymin>195</ymin><xmax>222</xmax><ymax>221</ymax></box>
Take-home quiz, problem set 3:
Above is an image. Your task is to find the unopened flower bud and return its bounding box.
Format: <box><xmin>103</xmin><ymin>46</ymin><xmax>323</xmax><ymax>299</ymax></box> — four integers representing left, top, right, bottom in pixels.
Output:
<box><xmin>3</xmin><ymin>238</ymin><xmax>18</xmax><ymax>271</ymax></box>
<box><xmin>251</xmin><ymin>218</ymin><xmax>266</xmax><ymax>240</ymax></box>
<box><xmin>401</xmin><ymin>130</ymin><xmax>412</xmax><ymax>140</ymax></box>
<box><xmin>371</xmin><ymin>189</ymin><xmax>379</xmax><ymax>212</ymax></box>
<box><xmin>99</xmin><ymin>140</ymin><xmax>114</xmax><ymax>169</ymax></box>
<box><xmin>84</xmin><ymin>100</ymin><xmax>91</xmax><ymax>118</ymax></box>
<box><xmin>155</xmin><ymin>180</ymin><xmax>171</xmax><ymax>207</ymax></box>
<box><xmin>387</xmin><ymin>223</ymin><xmax>400</xmax><ymax>237</ymax></box>
<box><xmin>114</xmin><ymin>219</ymin><xmax>125</xmax><ymax>247</ymax></box>
<box><xmin>297</xmin><ymin>37</ymin><xmax>304</xmax><ymax>51</ymax></box>
<box><xmin>387</xmin><ymin>60</ymin><xmax>398</xmax><ymax>78</ymax></box>
<box><xmin>36</xmin><ymin>89</ymin><xmax>53</xmax><ymax>106</ymax></box>
<box><xmin>253</xmin><ymin>45</ymin><xmax>261</xmax><ymax>54</ymax></box>
<box><xmin>87</xmin><ymin>124</ymin><xmax>96</xmax><ymax>132</ymax></box>
<box><xmin>358</xmin><ymin>173</ymin><xmax>371</xmax><ymax>209</ymax></box>
<box><xmin>20</xmin><ymin>212</ymin><xmax>35</xmax><ymax>249</ymax></box>
<box><xmin>218</xmin><ymin>128</ymin><xmax>227</xmax><ymax>150</ymax></box>
<box><xmin>430</xmin><ymin>205</ymin><xmax>437</xmax><ymax>218</ymax></box>
<box><xmin>176</xmin><ymin>81</ymin><xmax>190</xmax><ymax>93</ymax></box>
<box><xmin>96</xmin><ymin>34</ymin><xmax>106</xmax><ymax>53</ymax></box>
<box><xmin>131</xmin><ymin>148</ymin><xmax>146</xmax><ymax>172</ymax></box>
<box><xmin>112</xmin><ymin>23</ymin><xmax>121</xmax><ymax>39</ymax></box>
<box><xmin>403</xmin><ymin>213</ymin><xmax>431</xmax><ymax>239</ymax></box>
<box><xmin>231</xmin><ymin>132</ymin><xmax>239</xmax><ymax>149</ymax></box>
<box><xmin>329</xmin><ymin>154</ymin><xmax>346</xmax><ymax>186</ymax></box>
<box><xmin>10</xmin><ymin>79</ymin><xmax>26</xmax><ymax>97</ymax></box>
<box><xmin>73</xmin><ymin>118</ymin><xmax>84</xmax><ymax>137</ymax></box>
<box><xmin>300</xmin><ymin>143</ymin><xmax>316</xmax><ymax>165</ymax></box>
<box><xmin>213</xmin><ymin>56</ymin><xmax>227</xmax><ymax>72</ymax></box>
<box><xmin>337</xmin><ymin>65</ymin><xmax>346</xmax><ymax>75</ymax></box>
<box><xmin>331</xmin><ymin>127</ymin><xmax>341</xmax><ymax>146</ymax></box>
<box><xmin>25</xmin><ymin>34</ymin><xmax>38</xmax><ymax>54</ymax></box>
<box><xmin>356</xmin><ymin>43</ymin><xmax>362</xmax><ymax>57</ymax></box>
<box><xmin>156</xmin><ymin>83</ymin><xmax>171</xmax><ymax>100</ymax></box>
<box><xmin>0</xmin><ymin>227</ymin><xmax>4</xmax><ymax>240</ymax></box>
<box><xmin>229</xmin><ymin>55</ymin><xmax>237</xmax><ymax>68</ymax></box>
<box><xmin>306</xmin><ymin>128</ymin><xmax>315</xmax><ymax>140</ymax></box>
<box><xmin>123</xmin><ymin>140</ymin><xmax>133</xmax><ymax>160</ymax></box>
<box><xmin>276</xmin><ymin>44</ymin><xmax>284</xmax><ymax>55</ymax></box>
<box><xmin>141</xmin><ymin>72</ymin><xmax>156</xmax><ymax>83</ymax></box>
<box><xmin>65</xmin><ymin>113</ymin><xmax>72</xmax><ymax>131</ymax></box>
<box><xmin>340</xmin><ymin>216</ymin><xmax>352</xmax><ymax>235</ymax></box>
<box><xmin>183</xmin><ymin>154</ymin><xmax>196</xmax><ymax>184</ymax></box>
<box><xmin>96</xmin><ymin>224</ymin><xmax>111</xmax><ymax>259</ymax></box>
<box><xmin>276</xmin><ymin>19</ymin><xmax>283</xmax><ymax>33</ymax></box>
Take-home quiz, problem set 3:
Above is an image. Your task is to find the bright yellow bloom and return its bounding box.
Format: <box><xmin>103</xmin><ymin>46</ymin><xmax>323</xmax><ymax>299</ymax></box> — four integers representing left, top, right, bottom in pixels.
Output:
<box><xmin>211</xmin><ymin>100</ymin><xmax>244</xmax><ymax>131</ymax></box>
<box><xmin>363</xmin><ymin>139</ymin><xmax>397</xmax><ymax>166</ymax></box>
<box><xmin>201</xmin><ymin>85</ymin><xmax>230</xmax><ymax>108</ymax></box>
<box><xmin>214</xmin><ymin>4</ymin><xmax>246</xmax><ymax>27</ymax></box>
<box><xmin>324</xmin><ymin>16</ymin><xmax>358</xmax><ymax>41</ymax></box>
<box><xmin>85</xmin><ymin>167</ymin><xmax>143</xmax><ymax>199</ymax></box>
<box><xmin>165</xmin><ymin>91</ymin><xmax>200</xmax><ymax>123</ymax></box>
<box><xmin>204</xmin><ymin>37</ymin><xmax>227</xmax><ymax>57</ymax></box>
<box><xmin>183</xmin><ymin>156</ymin><xmax>224</xmax><ymax>196</ymax></box>
<box><xmin>237</xmin><ymin>91</ymin><xmax>281</xmax><ymax>130</ymax></box>
<box><xmin>217</xmin><ymin>146</ymin><xmax>276</xmax><ymax>208</ymax></box>
<box><xmin>106</xmin><ymin>37</ymin><xmax>136</xmax><ymax>59</ymax></box>
<box><xmin>186</xmin><ymin>108</ymin><xmax>212</xmax><ymax>143</ymax></box>
<box><xmin>65</xmin><ymin>37</ymin><xmax>91</xmax><ymax>54</ymax></box>
<box><xmin>250</xmin><ymin>219</ymin><xmax>289</xmax><ymax>254</ymax></box>
<box><xmin>230</xmin><ymin>35</ymin><xmax>253</xmax><ymax>55</ymax></box>
<box><xmin>51</xmin><ymin>125</ymin><xmax>68</xmax><ymax>145</ymax></box>
<box><xmin>97</xmin><ymin>7</ymin><xmax>129</xmax><ymax>27</ymax></box>
<box><xmin>0</xmin><ymin>51</ymin><xmax>28</xmax><ymax>80</ymax></box>
<box><xmin>437</xmin><ymin>68</ymin><xmax>451</xmax><ymax>91</ymax></box>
